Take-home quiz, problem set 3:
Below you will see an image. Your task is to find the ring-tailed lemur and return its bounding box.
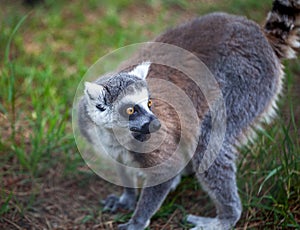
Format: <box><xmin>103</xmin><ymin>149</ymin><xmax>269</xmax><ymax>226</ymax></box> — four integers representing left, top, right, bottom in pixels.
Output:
<box><xmin>78</xmin><ymin>1</ymin><xmax>300</xmax><ymax>229</ymax></box>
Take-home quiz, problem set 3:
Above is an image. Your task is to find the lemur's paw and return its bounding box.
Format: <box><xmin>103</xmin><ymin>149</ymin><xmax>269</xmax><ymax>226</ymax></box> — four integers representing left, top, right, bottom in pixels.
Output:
<box><xmin>101</xmin><ymin>194</ymin><xmax>135</xmax><ymax>213</ymax></box>
<box><xmin>118</xmin><ymin>220</ymin><xmax>150</xmax><ymax>230</ymax></box>
<box><xmin>117</xmin><ymin>223</ymin><xmax>131</xmax><ymax>230</ymax></box>
<box><xmin>187</xmin><ymin>215</ymin><xmax>223</xmax><ymax>230</ymax></box>
<box><xmin>117</xmin><ymin>223</ymin><xmax>138</xmax><ymax>230</ymax></box>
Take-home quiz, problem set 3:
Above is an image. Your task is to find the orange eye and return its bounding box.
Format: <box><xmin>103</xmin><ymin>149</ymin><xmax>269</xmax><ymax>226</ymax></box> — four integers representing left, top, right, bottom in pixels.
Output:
<box><xmin>126</xmin><ymin>107</ymin><xmax>134</xmax><ymax>115</ymax></box>
<box><xmin>148</xmin><ymin>99</ymin><xmax>153</xmax><ymax>108</ymax></box>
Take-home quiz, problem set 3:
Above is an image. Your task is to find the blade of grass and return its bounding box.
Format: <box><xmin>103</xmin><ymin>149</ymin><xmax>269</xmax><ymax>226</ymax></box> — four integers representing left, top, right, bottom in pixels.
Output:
<box><xmin>258</xmin><ymin>166</ymin><xmax>282</xmax><ymax>195</ymax></box>
<box><xmin>0</xmin><ymin>191</ymin><xmax>12</xmax><ymax>215</ymax></box>
<box><xmin>4</xmin><ymin>14</ymin><xmax>28</xmax><ymax>142</ymax></box>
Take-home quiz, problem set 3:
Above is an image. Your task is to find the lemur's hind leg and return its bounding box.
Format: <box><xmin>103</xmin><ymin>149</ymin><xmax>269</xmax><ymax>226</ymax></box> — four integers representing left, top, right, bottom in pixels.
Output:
<box><xmin>188</xmin><ymin>145</ymin><xmax>242</xmax><ymax>230</ymax></box>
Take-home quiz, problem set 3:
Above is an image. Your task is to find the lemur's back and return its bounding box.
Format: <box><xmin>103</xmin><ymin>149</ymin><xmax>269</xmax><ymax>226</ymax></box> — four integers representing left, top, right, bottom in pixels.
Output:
<box><xmin>150</xmin><ymin>13</ymin><xmax>282</xmax><ymax>145</ymax></box>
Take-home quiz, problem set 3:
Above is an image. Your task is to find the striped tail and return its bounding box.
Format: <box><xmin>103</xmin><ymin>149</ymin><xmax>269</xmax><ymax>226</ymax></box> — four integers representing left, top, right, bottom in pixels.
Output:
<box><xmin>264</xmin><ymin>0</ymin><xmax>300</xmax><ymax>59</ymax></box>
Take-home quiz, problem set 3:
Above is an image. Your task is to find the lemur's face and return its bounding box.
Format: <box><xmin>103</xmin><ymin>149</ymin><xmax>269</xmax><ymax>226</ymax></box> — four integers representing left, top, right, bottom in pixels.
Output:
<box><xmin>115</xmin><ymin>87</ymin><xmax>161</xmax><ymax>141</ymax></box>
<box><xmin>84</xmin><ymin>83</ymin><xmax>161</xmax><ymax>141</ymax></box>
<box><xmin>84</xmin><ymin>62</ymin><xmax>161</xmax><ymax>141</ymax></box>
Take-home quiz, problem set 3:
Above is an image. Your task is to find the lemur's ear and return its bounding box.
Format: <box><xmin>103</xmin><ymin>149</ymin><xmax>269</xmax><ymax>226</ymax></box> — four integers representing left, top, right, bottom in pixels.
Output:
<box><xmin>128</xmin><ymin>61</ymin><xmax>151</xmax><ymax>80</ymax></box>
<box><xmin>84</xmin><ymin>82</ymin><xmax>105</xmax><ymax>101</ymax></box>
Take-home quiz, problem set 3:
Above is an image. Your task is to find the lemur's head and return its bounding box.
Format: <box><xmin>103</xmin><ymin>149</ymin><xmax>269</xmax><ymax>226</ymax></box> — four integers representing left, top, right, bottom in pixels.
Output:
<box><xmin>84</xmin><ymin>62</ymin><xmax>161</xmax><ymax>141</ymax></box>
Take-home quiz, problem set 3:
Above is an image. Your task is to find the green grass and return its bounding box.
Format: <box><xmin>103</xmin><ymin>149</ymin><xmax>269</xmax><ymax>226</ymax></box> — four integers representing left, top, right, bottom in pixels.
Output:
<box><xmin>0</xmin><ymin>0</ymin><xmax>299</xmax><ymax>229</ymax></box>
<box><xmin>237</xmin><ymin>116</ymin><xmax>300</xmax><ymax>228</ymax></box>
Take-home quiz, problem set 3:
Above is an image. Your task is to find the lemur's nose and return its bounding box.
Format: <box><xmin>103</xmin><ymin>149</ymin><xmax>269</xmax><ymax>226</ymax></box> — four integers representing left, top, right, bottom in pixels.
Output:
<box><xmin>148</xmin><ymin>118</ymin><xmax>161</xmax><ymax>133</ymax></box>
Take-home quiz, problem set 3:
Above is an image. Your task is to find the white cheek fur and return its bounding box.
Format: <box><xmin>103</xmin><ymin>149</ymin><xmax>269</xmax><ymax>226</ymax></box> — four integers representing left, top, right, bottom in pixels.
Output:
<box><xmin>87</xmin><ymin>103</ymin><xmax>112</xmax><ymax>127</ymax></box>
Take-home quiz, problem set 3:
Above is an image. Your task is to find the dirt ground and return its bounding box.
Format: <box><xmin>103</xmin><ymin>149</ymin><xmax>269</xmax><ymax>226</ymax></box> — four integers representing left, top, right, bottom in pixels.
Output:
<box><xmin>1</xmin><ymin>162</ymin><xmax>217</xmax><ymax>230</ymax></box>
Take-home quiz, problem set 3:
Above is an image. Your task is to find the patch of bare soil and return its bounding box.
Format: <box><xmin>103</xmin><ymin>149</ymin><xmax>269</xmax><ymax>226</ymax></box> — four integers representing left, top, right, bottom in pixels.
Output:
<box><xmin>1</xmin><ymin>162</ymin><xmax>216</xmax><ymax>230</ymax></box>
<box><xmin>1</xmin><ymin>167</ymin><xmax>119</xmax><ymax>229</ymax></box>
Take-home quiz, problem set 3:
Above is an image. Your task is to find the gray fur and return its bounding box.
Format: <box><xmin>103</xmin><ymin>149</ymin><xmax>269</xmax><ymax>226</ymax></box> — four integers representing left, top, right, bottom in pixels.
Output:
<box><xmin>78</xmin><ymin>1</ymin><xmax>300</xmax><ymax>229</ymax></box>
